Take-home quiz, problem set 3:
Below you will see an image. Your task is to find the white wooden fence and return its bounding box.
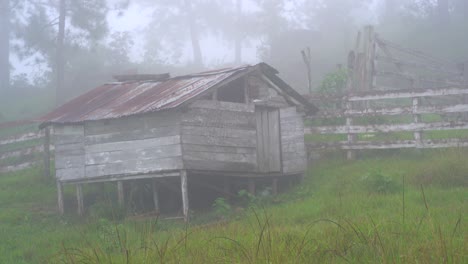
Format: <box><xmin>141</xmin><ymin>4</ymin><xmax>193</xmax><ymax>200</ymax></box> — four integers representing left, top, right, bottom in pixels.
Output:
<box><xmin>305</xmin><ymin>86</ymin><xmax>468</xmax><ymax>158</ymax></box>
<box><xmin>0</xmin><ymin>128</ymin><xmax>52</xmax><ymax>173</ymax></box>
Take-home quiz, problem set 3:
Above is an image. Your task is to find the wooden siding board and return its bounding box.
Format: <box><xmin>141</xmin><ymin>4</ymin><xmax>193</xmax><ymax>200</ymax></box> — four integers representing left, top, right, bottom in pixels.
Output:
<box><xmin>182</xmin><ymin>108</ymin><xmax>256</xmax><ymax>127</ymax></box>
<box><xmin>183</xmin><ymin>160</ymin><xmax>256</xmax><ymax>172</ymax></box>
<box><xmin>189</xmin><ymin>100</ymin><xmax>255</xmax><ymax>112</ymax></box>
<box><xmin>181</xmin><ymin>103</ymin><xmax>257</xmax><ymax>172</ymax></box>
<box><xmin>183</xmin><ymin>151</ymin><xmax>256</xmax><ymax>164</ymax></box>
<box><xmin>85</xmin><ymin>144</ymin><xmax>182</xmax><ymax>165</ymax></box>
<box><xmin>54</xmin><ymin>124</ymin><xmax>85</xmax><ymax>181</ymax></box>
<box><xmin>183</xmin><ymin>144</ymin><xmax>255</xmax><ymax>154</ymax></box>
<box><xmin>256</xmin><ymin>111</ymin><xmax>266</xmax><ymax>172</ymax></box>
<box><xmin>182</xmin><ymin>134</ymin><xmax>255</xmax><ymax>148</ymax></box>
<box><xmin>85</xmin><ymin>135</ymin><xmax>181</xmax><ymax>153</ymax></box>
<box><xmin>268</xmin><ymin>109</ymin><xmax>281</xmax><ymax>172</ymax></box>
<box><xmin>181</xmin><ymin>126</ymin><xmax>256</xmax><ymax>138</ymax></box>
<box><xmin>280</xmin><ymin>107</ymin><xmax>306</xmax><ymax>174</ymax></box>
<box><xmin>85</xmin><ymin>157</ymin><xmax>183</xmax><ymax>178</ymax></box>
<box><xmin>85</xmin><ymin>126</ymin><xmax>180</xmax><ymax>145</ymax></box>
<box><xmin>85</xmin><ymin>113</ymin><xmax>180</xmax><ymax>136</ymax></box>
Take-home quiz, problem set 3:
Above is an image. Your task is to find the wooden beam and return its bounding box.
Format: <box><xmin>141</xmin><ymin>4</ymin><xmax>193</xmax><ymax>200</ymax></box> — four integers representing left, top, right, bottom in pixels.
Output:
<box><xmin>43</xmin><ymin>127</ymin><xmax>50</xmax><ymax>179</ymax></box>
<box><xmin>117</xmin><ymin>181</ymin><xmax>124</xmax><ymax>207</ymax></box>
<box><xmin>307</xmin><ymin>138</ymin><xmax>468</xmax><ymax>150</ymax></box>
<box><xmin>180</xmin><ymin>170</ymin><xmax>189</xmax><ymax>222</ymax></box>
<box><xmin>152</xmin><ymin>179</ymin><xmax>160</xmax><ymax>214</ymax></box>
<box><xmin>247</xmin><ymin>178</ymin><xmax>255</xmax><ymax>195</ymax></box>
<box><xmin>76</xmin><ymin>184</ymin><xmax>84</xmax><ymax>216</ymax></box>
<box><xmin>306</xmin><ymin>121</ymin><xmax>468</xmax><ymax>134</ymax></box>
<box><xmin>223</xmin><ymin>176</ymin><xmax>230</xmax><ymax>200</ymax></box>
<box><xmin>57</xmin><ymin>181</ymin><xmax>64</xmax><ymax>215</ymax></box>
<box><xmin>413</xmin><ymin>97</ymin><xmax>423</xmax><ymax>146</ymax></box>
<box><xmin>346</xmin><ymin>101</ymin><xmax>356</xmax><ymax>160</ymax></box>
<box><xmin>347</xmin><ymin>87</ymin><xmax>468</xmax><ymax>101</ymax></box>
<box><xmin>314</xmin><ymin>103</ymin><xmax>468</xmax><ymax>118</ymax></box>
<box><xmin>272</xmin><ymin>178</ymin><xmax>278</xmax><ymax>195</ymax></box>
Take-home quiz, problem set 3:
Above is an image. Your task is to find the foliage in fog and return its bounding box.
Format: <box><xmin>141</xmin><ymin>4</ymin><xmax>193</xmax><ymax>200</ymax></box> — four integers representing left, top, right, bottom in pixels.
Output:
<box><xmin>1</xmin><ymin>0</ymin><xmax>468</xmax><ymax>117</ymax></box>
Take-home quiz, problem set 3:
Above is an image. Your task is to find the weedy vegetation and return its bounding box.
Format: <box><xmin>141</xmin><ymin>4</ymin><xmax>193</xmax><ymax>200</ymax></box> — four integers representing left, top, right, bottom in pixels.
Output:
<box><xmin>0</xmin><ymin>149</ymin><xmax>466</xmax><ymax>263</ymax></box>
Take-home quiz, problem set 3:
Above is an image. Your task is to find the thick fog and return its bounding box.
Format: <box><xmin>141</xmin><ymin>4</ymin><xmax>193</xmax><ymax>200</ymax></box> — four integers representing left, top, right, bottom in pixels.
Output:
<box><xmin>1</xmin><ymin>0</ymin><xmax>467</xmax><ymax>120</ymax></box>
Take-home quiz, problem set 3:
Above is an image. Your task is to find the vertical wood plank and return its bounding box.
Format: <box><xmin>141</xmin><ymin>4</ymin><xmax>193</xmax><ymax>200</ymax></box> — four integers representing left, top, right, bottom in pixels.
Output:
<box><xmin>117</xmin><ymin>181</ymin><xmax>124</xmax><ymax>207</ymax></box>
<box><xmin>152</xmin><ymin>179</ymin><xmax>160</xmax><ymax>214</ymax></box>
<box><xmin>212</xmin><ymin>88</ymin><xmax>218</xmax><ymax>101</ymax></box>
<box><xmin>243</xmin><ymin>78</ymin><xmax>249</xmax><ymax>103</ymax></box>
<box><xmin>247</xmin><ymin>178</ymin><xmax>255</xmax><ymax>195</ymax></box>
<box><xmin>223</xmin><ymin>176</ymin><xmax>230</xmax><ymax>200</ymax></box>
<box><xmin>413</xmin><ymin>97</ymin><xmax>423</xmax><ymax>146</ymax></box>
<box><xmin>180</xmin><ymin>170</ymin><xmax>189</xmax><ymax>222</ymax></box>
<box><xmin>43</xmin><ymin>127</ymin><xmax>50</xmax><ymax>179</ymax></box>
<box><xmin>272</xmin><ymin>178</ymin><xmax>278</xmax><ymax>195</ymax></box>
<box><xmin>346</xmin><ymin>101</ymin><xmax>356</xmax><ymax>160</ymax></box>
<box><xmin>268</xmin><ymin>109</ymin><xmax>281</xmax><ymax>172</ymax></box>
<box><xmin>256</xmin><ymin>110</ymin><xmax>266</xmax><ymax>172</ymax></box>
<box><xmin>57</xmin><ymin>181</ymin><xmax>64</xmax><ymax>215</ymax></box>
<box><xmin>76</xmin><ymin>184</ymin><xmax>84</xmax><ymax>216</ymax></box>
<box><xmin>261</xmin><ymin>110</ymin><xmax>269</xmax><ymax>169</ymax></box>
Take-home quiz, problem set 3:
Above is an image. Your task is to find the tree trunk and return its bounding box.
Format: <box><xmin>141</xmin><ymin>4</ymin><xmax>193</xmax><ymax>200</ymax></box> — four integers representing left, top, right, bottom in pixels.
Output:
<box><xmin>437</xmin><ymin>0</ymin><xmax>450</xmax><ymax>26</ymax></box>
<box><xmin>184</xmin><ymin>0</ymin><xmax>202</xmax><ymax>66</ymax></box>
<box><xmin>234</xmin><ymin>0</ymin><xmax>242</xmax><ymax>64</ymax></box>
<box><xmin>0</xmin><ymin>0</ymin><xmax>10</xmax><ymax>91</ymax></box>
<box><xmin>56</xmin><ymin>0</ymin><xmax>66</xmax><ymax>105</ymax></box>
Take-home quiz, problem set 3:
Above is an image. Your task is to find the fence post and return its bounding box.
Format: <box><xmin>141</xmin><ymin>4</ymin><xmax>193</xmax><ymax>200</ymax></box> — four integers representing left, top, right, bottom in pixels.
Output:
<box><xmin>413</xmin><ymin>97</ymin><xmax>423</xmax><ymax>147</ymax></box>
<box><xmin>364</xmin><ymin>25</ymin><xmax>376</xmax><ymax>91</ymax></box>
<box><xmin>346</xmin><ymin>101</ymin><xmax>356</xmax><ymax>160</ymax></box>
<box><xmin>43</xmin><ymin>127</ymin><xmax>50</xmax><ymax>179</ymax></box>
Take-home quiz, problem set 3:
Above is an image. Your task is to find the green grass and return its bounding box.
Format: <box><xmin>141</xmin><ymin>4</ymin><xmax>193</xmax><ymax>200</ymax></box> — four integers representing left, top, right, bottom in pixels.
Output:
<box><xmin>0</xmin><ymin>149</ymin><xmax>466</xmax><ymax>263</ymax></box>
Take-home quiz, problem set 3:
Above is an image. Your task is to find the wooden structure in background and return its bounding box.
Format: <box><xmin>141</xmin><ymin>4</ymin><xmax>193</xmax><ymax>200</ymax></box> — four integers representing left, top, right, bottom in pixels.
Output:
<box><xmin>36</xmin><ymin>63</ymin><xmax>317</xmax><ymax>221</ymax></box>
<box><xmin>307</xmin><ymin>26</ymin><xmax>468</xmax><ymax>159</ymax></box>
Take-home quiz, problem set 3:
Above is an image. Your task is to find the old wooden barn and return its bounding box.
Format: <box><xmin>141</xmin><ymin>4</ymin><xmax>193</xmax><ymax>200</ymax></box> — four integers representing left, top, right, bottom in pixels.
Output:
<box><xmin>39</xmin><ymin>63</ymin><xmax>318</xmax><ymax>221</ymax></box>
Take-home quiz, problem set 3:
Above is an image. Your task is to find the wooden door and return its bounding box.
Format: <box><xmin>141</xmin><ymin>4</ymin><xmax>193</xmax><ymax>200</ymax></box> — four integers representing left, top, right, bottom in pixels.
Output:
<box><xmin>256</xmin><ymin>107</ymin><xmax>281</xmax><ymax>172</ymax></box>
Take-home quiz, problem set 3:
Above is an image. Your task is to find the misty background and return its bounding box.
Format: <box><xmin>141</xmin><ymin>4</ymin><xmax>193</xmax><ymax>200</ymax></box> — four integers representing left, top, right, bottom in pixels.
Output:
<box><xmin>1</xmin><ymin>0</ymin><xmax>467</xmax><ymax>122</ymax></box>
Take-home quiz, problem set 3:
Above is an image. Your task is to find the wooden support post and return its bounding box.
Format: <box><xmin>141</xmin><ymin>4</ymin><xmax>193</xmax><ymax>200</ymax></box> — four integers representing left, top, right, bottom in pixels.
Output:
<box><xmin>117</xmin><ymin>181</ymin><xmax>124</xmax><ymax>207</ymax></box>
<box><xmin>43</xmin><ymin>127</ymin><xmax>50</xmax><ymax>179</ymax></box>
<box><xmin>180</xmin><ymin>170</ymin><xmax>189</xmax><ymax>222</ymax></box>
<box><xmin>346</xmin><ymin>101</ymin><xmax>356</xmax><ymax>160</ymax></box>
<box><xmin>463</xmin><ymin>62</ymin><xmax>468</xmax><ymax>85</ymax></box>
<box><xmin>212</xmin><ymin>88</ymin><xmax>218</xmax><ymax>101</ymax></box>
<box><xmin>223</xmin><ymin>176</ymin><xmax>230</xmax><ymax>200</ymax></box>
<box><xmin>243</xmin><ymin>78</ymin><xmax>250</xmax><ymax>104</ymax></box>
<box><xmin>152</xmin><ymin>179</ymin><xmax>160</xmax><ymax>214</ymax></box>
<box><xmin>413</xmin><ymin>97</ymin><xmax>423</xmax><ymax>146</ymax></box>
<box><xmin>272</xmin><ymin>178</ymin><xmax>278</xmax><ymax>195</ymax></box>
<box><xmin>76</xmin><ymin>184</ymin><xmax>84</xmax><ymax>216</ymax></box>
<box><xmin>247</xmin><ymin>178</ymin><xmax>255</xmax><ymax>195</ymax></box>
<box><xmin>57</xmin><ymin>181</ymin><xmax>64</xmax><ymax>215</ymax></box>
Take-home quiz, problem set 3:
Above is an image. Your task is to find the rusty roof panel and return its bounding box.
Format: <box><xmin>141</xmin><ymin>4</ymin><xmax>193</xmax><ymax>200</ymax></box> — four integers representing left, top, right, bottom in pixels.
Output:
<box><xmin>39</xmin><ymin>65</ymin><xmax>251</xmax><ymax>124</ymax></box>
<box><xmin>39</xmin><ymin>63</ymin><xmax>317</xmax><ymax>126</ymax></box>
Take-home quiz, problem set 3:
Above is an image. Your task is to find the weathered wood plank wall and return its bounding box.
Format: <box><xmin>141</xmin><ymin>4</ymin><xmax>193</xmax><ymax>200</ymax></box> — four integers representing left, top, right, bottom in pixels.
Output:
<box><xmin>83</xmin><ymin>112</ymin><xmax>183</xmax><ymax>180</ymax></box>
<box><xmin>181</xmin><ymin>100</ymin><xmax>257</xmax><ymax>172</ymax></box>
<box><xmin>280</xmin><ymin>107</ymin><xmax>306</xmax><ymax>174</ymax></box>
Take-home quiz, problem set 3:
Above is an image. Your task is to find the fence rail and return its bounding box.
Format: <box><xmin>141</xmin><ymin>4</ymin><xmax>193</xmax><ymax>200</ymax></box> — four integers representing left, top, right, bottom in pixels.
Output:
<box><xmin>0</xmin><ymin>126</ymin><xmax>50</xmax><ymax>173</ymax></box>
<box><xmin>306</xmin><ymin>87</ymin><xmax>468</xmax><ymax>156</ymax></box>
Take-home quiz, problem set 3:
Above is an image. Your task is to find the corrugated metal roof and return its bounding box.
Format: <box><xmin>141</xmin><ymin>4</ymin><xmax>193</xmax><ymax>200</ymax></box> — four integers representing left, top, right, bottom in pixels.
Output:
<box><xmin>39</xmin><ymin>65</ymin><xmax>254</xmax><ymax>125</ymax></box>
<box><xmin>39</xmin><ymin>63</ymin><xmax>318</xmax><ymax>126</ymax></box>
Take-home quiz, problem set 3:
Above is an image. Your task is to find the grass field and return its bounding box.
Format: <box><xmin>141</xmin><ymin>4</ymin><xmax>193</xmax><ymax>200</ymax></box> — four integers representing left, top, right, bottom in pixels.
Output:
<box><xmin>0</xmin><ymin>148</ymin><xmax>466</xmax><ymax>263</ymax></box>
